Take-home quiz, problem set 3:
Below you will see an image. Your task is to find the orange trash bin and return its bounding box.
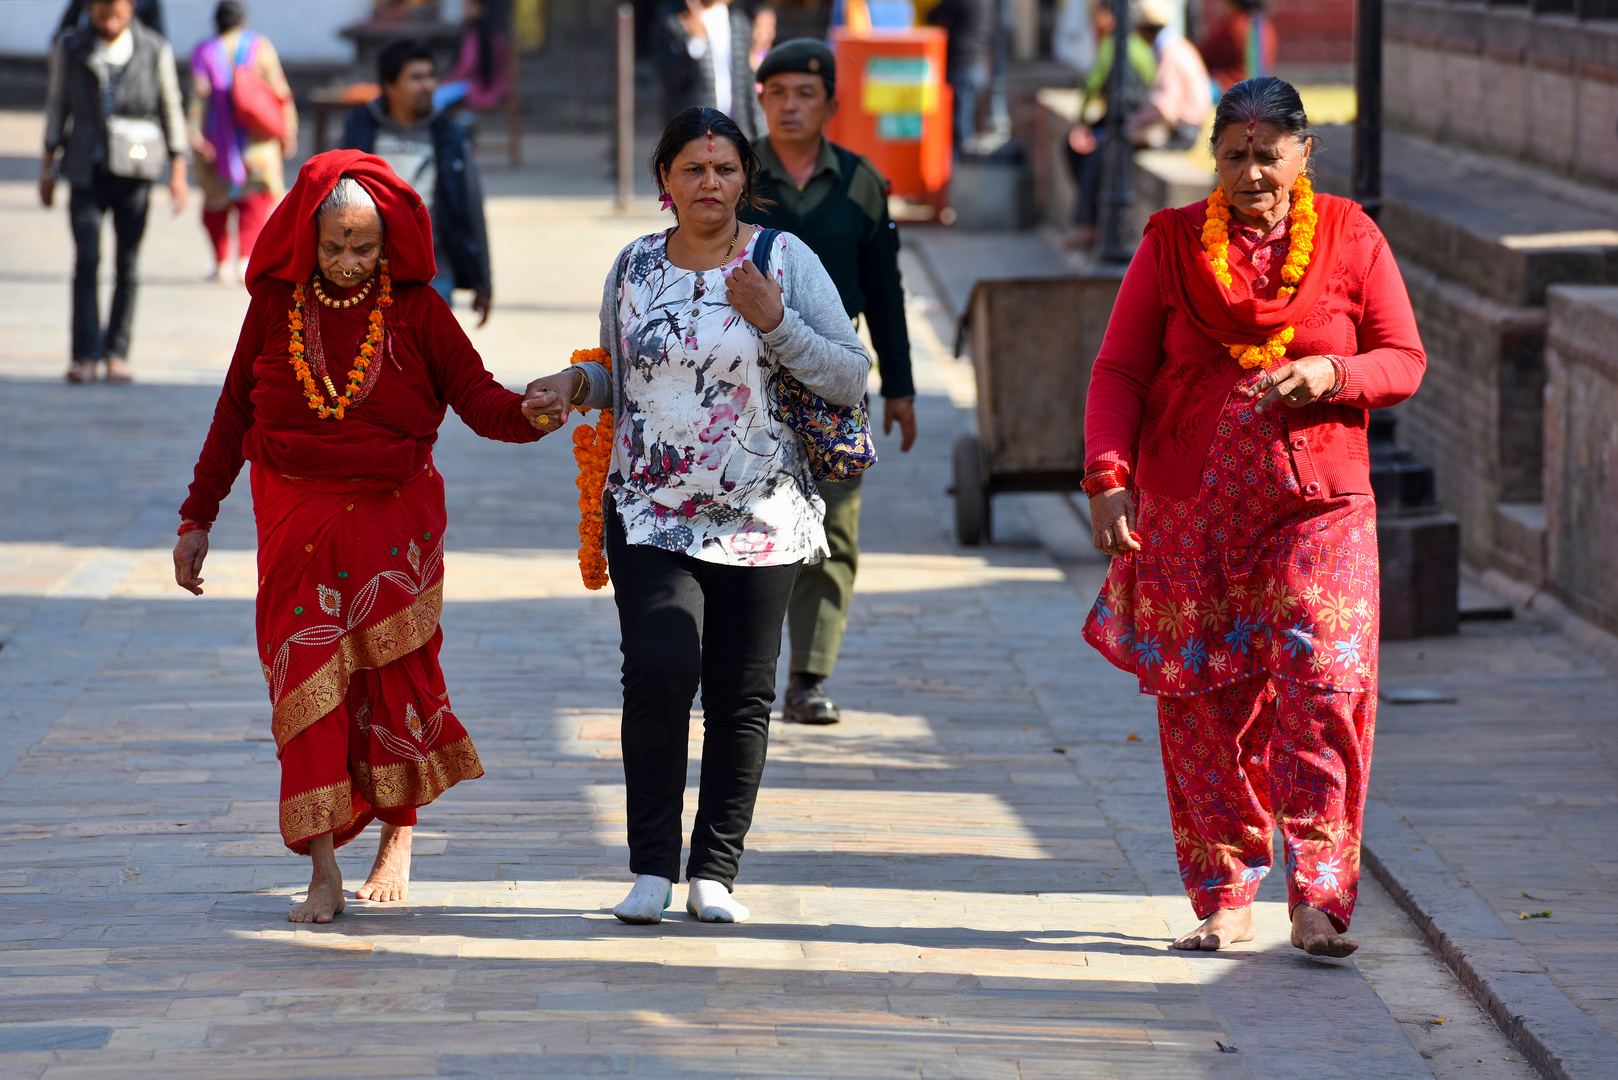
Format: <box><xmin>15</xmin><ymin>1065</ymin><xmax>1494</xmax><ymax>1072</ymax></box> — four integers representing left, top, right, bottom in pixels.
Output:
<box><xmin>824</xmin><ymin>27</ymin><xmax>952</xmax><ymax>209</ymax></box>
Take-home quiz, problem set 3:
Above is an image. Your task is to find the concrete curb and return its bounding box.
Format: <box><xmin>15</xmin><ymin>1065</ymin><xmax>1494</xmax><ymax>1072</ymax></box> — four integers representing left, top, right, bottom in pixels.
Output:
<box><xmin>1362</xmin><ymin>800</ymin><xmax>1618</xmax><ymax>1080</ymax></box>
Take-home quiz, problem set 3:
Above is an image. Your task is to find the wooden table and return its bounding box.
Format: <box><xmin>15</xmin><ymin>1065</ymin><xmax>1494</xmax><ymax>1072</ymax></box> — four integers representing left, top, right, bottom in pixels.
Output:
<box><xmin>309</xmin><ymin>83</ymin><xmax>380</xmax><ymax>154</ymax></box>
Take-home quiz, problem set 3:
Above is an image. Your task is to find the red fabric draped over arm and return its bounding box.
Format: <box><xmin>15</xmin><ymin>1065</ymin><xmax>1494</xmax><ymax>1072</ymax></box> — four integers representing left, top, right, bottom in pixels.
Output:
<box><xmin>180</xmin><ymin>293</ymin><xmax>269</xmax><ymax>523</ymax></box>
<box><xmin>1333</xmin><ymin>237</ymin><xmax>1427</xmax><ymax>409</ymax></box>
<box><xmin>1085</xmin><ymin>233</ymin><xmax>1169</xmax><ymax>473</ymax></box>
<box><xmin>421</xmin><ymin>293</ymin><xmax>538</xmax><ymax>443</ymax></box>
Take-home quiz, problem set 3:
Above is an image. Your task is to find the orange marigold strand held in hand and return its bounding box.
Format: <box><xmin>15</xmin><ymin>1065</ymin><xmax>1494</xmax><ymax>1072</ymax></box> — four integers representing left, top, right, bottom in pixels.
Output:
<box><xmin>286</xmin><ymin>260</ymin><xmax>392</xmax><ymax>420</ymax></box>
<box><xmin>569</xmin><ymin>347</ymin><xmax>613</xmax><ymax>590</ymax></box>
<box><xmin>1201</xmin><ymin>176</ymin><xmax>1316</xmax><ymax>370</ymax></box>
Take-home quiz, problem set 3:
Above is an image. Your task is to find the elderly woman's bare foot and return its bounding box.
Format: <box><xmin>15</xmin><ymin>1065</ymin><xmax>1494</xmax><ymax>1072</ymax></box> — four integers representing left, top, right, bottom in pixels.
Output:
<box><xmin>1291</xmin><ymin>904</ymin><xmax>1358</xmax><ymax>957</ymax></box>
<box><xmin>355</xmin><ymin>823</ymin><xmax>411</xmax><ymax>902</ymax></box>
<box><xmin>1172</xmin><ymin>906</ymin><xmax>1256</xmax><ymax>950</ymax></box>
<box><xmin>288</xmin><ymin>834</ymin><xmax>344</xmax><ymax>923</ymax></box>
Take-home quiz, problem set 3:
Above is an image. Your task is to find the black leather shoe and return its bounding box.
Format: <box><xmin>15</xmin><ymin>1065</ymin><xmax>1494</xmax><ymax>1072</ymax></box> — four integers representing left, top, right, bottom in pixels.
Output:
<box><xmin>783</xmin><ymin>673</ymin><xmax>841</xmax><ymax>725</ymax></box>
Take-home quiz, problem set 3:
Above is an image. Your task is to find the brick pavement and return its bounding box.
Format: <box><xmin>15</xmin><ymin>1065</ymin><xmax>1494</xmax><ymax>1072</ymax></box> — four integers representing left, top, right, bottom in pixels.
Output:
<box><xmin>0</xmin><ymin>116</ymin><xmax>1556</xmax><ymax>1078</ymax></box>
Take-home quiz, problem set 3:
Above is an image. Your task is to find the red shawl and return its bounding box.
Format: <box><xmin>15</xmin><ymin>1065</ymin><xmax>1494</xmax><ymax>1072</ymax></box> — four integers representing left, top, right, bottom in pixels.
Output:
<box><xmin>245</xmin><ymin>149</ymin><xmax>437</xmax><ymax>289</ymax></box>
<box><xmin>1145</xmin><ymin>192</ymin><xmax>1355</xmax><ymax>347</ymax></box>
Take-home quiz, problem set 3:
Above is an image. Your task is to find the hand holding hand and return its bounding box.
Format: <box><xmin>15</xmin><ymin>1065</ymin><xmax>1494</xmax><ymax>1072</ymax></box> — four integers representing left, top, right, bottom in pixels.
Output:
<box><xmin>1088</xmin><ymin>487</ymin><xmax>1140</xmax><ymax>558</ymax></box>
<box><xmin>522</xmin><ymin>369</ymin><xmax>582</xmax><ymax>432</ymax></box>
<box><xmin>173</xmin><ymin>529</ymin><xmax>209</xmax><ymax>595</ymax></box>
<box><xmin>723</xmin><ymin>258</ymin><xmax>784</xmax><ymax>333</ymax></box>
<box><xmin>1241</xmin><ymin>356</ymin><xmax>1339</xmax><ymax>413</ymax></box>
<box><xmin>883</xmin><ymin>396</ymin><xmax>917</xmax><ymax>453</ymax></box>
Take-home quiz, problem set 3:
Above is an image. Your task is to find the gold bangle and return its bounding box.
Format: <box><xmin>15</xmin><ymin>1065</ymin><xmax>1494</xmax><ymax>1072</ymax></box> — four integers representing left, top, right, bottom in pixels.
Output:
<box><xmin>570</xmin><ymin>368</ymin><xmax>590</xmax><ymax>406</ymax></box>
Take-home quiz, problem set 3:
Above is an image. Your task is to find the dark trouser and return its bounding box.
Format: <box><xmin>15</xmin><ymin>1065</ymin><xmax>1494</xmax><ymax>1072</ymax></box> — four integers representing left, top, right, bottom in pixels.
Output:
<box><xmin>1065</xmin><ymin>122</ymin><xmax>1109</xmax><ymax>228</ymax></box>
<box><xmin>950</xmin><ymin>64</ymin><xmax>990</xmax><ymax>147</ymax></box>
<box><xmin>787</xmin><ymin>475</ymin><xmax>862</xmax><ymax>678</ymax></box>
<box><xmin>69</xmin><ymin>168</ymin><xmax>151</xmax><ymax>362</ymax></box>
<box><xmin>604</xmin><ymin>496</ymin><xmax>802</xmax><ymax>889</ymax></box>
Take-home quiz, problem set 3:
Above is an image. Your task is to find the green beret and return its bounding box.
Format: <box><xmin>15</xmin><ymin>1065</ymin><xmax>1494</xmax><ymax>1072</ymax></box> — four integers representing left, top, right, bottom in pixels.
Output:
<box><xmin>756</xmin><ymin>39</ymin><xmax>837</xmax><ymax>95</ymax></box>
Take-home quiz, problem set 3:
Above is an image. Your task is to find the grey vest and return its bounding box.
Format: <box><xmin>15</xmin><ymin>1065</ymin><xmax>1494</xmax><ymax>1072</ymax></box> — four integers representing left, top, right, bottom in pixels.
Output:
<box><xmin>55</xmin><ymin>20</ymin><xmax>168</xmax><ymax>188</ymax></box>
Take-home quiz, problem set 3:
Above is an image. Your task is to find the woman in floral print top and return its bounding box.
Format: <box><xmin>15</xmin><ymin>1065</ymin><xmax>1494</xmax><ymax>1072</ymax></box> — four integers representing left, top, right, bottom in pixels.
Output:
<box><xmin>524</xmin><ymin>108</ymin><xmax>869</xmax><ymax>927</ymax></box>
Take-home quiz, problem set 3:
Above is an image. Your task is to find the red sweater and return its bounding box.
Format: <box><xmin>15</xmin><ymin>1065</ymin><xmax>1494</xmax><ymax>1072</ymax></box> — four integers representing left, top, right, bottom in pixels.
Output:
<box><xmin>1085</xmin><ymin>199</ymin><xmax>1426</xmax><ymax>502</ymax></box>
<box><xmin>181</xmin><ymin>277</ymin><xmax>540</xmax><ymax>523</ymax></box>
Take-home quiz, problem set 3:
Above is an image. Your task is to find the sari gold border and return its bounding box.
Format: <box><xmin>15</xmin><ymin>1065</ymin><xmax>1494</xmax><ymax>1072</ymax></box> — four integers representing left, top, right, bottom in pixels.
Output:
<box><xmin>270</xmin><ymin>582</ymin><xmax>444</xmax><ymax>752</ymax></box>
<box><xmin>354</xmin><ymin>735</ymin><xmax>484</xmax><ymax>810</ymax></box>
<box><xmin>279</xmin><ymin>779</ymin><xmax>357</xmax><ymax>849</ymax></box>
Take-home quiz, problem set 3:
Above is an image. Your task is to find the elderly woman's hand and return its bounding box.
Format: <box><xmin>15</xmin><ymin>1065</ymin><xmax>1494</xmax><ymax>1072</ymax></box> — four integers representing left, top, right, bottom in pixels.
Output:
<box><xmin>1242</xmin><ymin>356</ymin><xmax>1339</xmax><ymax>413</ymax></box>
<box><xmin>1089</xmin><ymin>487</ymin><xmax>1141</xmax><ymax>558</ymax></box>
<box><xmin>173</xmin><ymin>528</ymin><xmax>209</xmax><ymax>595</ymax></box>
<box><xmin>724</xmin><ymin>259</ymin><xmax>784</xmax><ymax>333</ymax></box>
<box><xmin>522</xmin><ymin>369</ymin><xmax>582</xmax><ymax>432</ymax></box>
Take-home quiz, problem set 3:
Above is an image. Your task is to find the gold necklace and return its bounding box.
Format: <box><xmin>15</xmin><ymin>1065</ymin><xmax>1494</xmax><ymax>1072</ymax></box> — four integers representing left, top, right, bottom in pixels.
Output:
<box><xmin>312</xmin><ymin>274</ymin><xmax>374</xmax><ymax>309</ymax></box>
<box><xmin>725</xmin><ymin>220</ymin><xmax>740</xmax><ymax>259</ymax></box>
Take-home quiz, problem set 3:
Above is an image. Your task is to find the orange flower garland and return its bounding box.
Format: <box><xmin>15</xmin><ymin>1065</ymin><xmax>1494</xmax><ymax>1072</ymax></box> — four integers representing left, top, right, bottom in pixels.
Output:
<box><xmin>287</xmin><ymin>260</ymin><xmax>392</xmax><ymax>420</ymax></box>
<box><xmin>1200</xmin><ymin>176</ymin><xmax>1317</xmax><ymax>369</ymax></box>
<box><xmin>569</xmin><ymin>347</ymin><xmax>613</xmax><ymax>590</ymax></box>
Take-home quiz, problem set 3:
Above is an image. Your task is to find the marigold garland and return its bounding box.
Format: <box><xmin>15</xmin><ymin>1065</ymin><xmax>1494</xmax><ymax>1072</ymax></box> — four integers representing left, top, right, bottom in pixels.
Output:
<box><xmin>1200</xmin><ymin>176</ymin><xmax>1316</xmax><ymax>369</ymax></box>
<box><xmin>287</xmin><ymin>260</ymin><xmax>392</xmax><ymax>420</ymax></box>
<box><xmin>569</xmin><ymin>347</ymin><xmax>613</xmax><ymax>590</ymax></box>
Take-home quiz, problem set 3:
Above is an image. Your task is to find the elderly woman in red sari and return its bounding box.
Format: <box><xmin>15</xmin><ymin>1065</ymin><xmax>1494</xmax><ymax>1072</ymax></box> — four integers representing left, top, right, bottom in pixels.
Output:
<box><xmin>1082</xmin><ymin>78</ymin><xmax>1426</xmax><ymax>956</ymax></box>
<box><xmin>172</xmin><ymin>150</ymin><xmax>556</xmax><ymax>923</ymax></box>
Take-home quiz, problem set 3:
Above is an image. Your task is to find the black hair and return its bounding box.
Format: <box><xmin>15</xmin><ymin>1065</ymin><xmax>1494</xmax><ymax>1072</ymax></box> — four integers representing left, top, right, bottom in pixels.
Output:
<box><xmin>1209</xmin><ymin>75</ymin><xmax>1312</xmax><ymax>154</ymax></box>
<box><xmin>379</xmin><ymin>40</ymin><xmax>437</xmax><ymax>87</ymax></box>
<box><xmin>649</xmin><ymin>107</ymin><xmax>771</xmax><ymax>213</ymax></box>
<box><xmin>214</xmin><ymin>0</ymin><xmax>245</xmax><ymax>33</ymax></box>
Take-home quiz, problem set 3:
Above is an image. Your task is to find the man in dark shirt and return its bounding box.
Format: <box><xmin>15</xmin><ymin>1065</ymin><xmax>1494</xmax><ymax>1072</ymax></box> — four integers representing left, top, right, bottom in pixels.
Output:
<box><xmin>742</xmin><ymin>39</ymin><xmax>917</xmax><ymax>725</ymax></box>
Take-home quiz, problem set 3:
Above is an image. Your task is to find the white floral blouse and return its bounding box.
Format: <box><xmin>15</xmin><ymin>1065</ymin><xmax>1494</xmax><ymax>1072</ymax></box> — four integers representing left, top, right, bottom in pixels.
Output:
<box><xmin>608</xmin><ymin>228</ymin><xmax>825</xmax><ymax>567</ymax></box>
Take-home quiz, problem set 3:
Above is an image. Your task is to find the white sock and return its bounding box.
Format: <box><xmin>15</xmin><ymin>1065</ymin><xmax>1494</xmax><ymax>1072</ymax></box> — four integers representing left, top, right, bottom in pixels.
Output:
<box><xmin>612</xmin><ymin>874</ymin><xmax>672</xmax><ymax>924</ymax></box>
<box><xmin>686</xmin><ymin>877</ymin><xmax>750</xmax><ymax>923</ymax></box>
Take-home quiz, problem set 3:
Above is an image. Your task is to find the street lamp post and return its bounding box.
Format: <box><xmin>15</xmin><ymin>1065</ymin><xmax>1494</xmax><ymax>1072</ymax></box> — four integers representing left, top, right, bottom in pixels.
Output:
<box><xmin>1353</xmin><ymin>0</ymin><xmax>1383</xmax><ymax>221</ymax></box>
<box><xmin>1097</xmin><ymin>0</ymin><xmax>1135</xmax><ymax>264</ymax></box>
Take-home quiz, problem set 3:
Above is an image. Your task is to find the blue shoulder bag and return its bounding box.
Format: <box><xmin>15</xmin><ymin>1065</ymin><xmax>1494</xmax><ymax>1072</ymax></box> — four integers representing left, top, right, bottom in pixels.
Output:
<box><xmin>750</xmin><ymin>229</ymin><xmax>878</xmax><ymax>482</ymax></box>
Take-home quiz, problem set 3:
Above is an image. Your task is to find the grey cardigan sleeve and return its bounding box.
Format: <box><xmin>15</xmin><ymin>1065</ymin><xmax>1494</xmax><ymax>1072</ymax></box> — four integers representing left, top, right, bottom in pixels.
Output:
<box><xmin>762</xmin><ymin>234</ymin><xmax>872</xmax><ymax>407</ymax></box>
<box><xmin>576</xmin><ymin>245</ymin><xmax>629</xmax><ymax>412</ymax></box>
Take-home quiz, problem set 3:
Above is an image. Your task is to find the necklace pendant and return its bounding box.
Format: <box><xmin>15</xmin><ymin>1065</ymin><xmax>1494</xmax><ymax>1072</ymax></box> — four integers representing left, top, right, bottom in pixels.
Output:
<box><xmin>322</xmin><ymin>375</ymin><xmax>338</xmax><ymax>398</ymax></box>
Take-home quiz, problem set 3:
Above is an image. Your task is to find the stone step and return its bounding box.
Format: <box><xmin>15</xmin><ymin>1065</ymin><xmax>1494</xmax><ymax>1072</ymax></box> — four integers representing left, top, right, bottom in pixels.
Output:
<box><xmin>1313</xmin><ymin>125</ymin><xmax>1618</xmax><ymax>307</ymax></box>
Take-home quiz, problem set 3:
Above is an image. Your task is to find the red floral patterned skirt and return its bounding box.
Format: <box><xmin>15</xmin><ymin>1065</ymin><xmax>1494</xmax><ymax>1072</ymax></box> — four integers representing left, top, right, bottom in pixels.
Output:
<box><xmin>252</xmin><ymin>461</ymin><xmax>482</xmax><ymax>853</ymax></box>
<box><xmin>1084</xmin><ymin>388</ymin><xmax>1380</xmax><ymax>696</ymax></box>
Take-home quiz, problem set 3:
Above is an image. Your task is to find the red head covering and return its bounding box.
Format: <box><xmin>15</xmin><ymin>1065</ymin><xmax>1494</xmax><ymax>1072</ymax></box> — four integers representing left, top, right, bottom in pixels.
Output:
<box><xmin>1145</xmin><ymin>190</ymin><xmax>1356</xmax><ymax>347</ymax></box>
<box><xmin>245</xmin><ymin>149</ymin><xmax>437</xmax><ymax>290</ymax></box>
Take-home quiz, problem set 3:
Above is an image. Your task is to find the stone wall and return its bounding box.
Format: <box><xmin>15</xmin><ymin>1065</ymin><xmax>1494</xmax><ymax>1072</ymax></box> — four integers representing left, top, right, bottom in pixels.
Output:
<box><xmin>1392</xmin><ymin>260</ymin><xmax>1548</xmax><ymax>564</ymax></box>
<box><xmin>1544</xmin><ymin>287</ymin><xmax>1618</xmax><ymax>634</ymax></box>
<box><xmin>1386</xmin><ymin>0</ymin><xmax>1618</xmax><ymax>186</ymax></box>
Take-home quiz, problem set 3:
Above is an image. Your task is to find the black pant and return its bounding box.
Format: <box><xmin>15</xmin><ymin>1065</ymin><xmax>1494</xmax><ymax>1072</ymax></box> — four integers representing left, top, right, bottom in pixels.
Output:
<box><xmin>69</xmin><ymin>168</ymin><xmax>150</xmax><ymax>362</ymax></box>
<box><xmin>605</xmin><ymin>496</ymin><xmax>802</xmax><ymax>889</ymax></box>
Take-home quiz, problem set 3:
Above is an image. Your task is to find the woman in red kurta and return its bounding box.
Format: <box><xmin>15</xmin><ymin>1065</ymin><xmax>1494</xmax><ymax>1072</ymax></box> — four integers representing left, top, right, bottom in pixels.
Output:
<box><xmin>1081</xmin><ymin>78</ymin><xmax>1425</xmax><ymax>956</ymax></box>
<box><xmin>172</xmin><ymin>150</ymin><xmax>550</xmax><ymax>923</ymax></box>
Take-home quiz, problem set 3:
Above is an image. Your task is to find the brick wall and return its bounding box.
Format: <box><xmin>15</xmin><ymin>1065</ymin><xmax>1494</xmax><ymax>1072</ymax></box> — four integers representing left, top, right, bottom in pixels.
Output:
<box><xmin>1545</xmin><ymin>287</ymin><xmax>1618</xmax><ymax>634</ymax></box>
<box><xmin>1392</xmin><ymin>260</ymin><xmax>1548</xmax><ymax>564</ymax></box>
<box><xmin>1385</xmin><ymin>0</ymin><xmax>1618</xmax><ymax>186</ymax></box>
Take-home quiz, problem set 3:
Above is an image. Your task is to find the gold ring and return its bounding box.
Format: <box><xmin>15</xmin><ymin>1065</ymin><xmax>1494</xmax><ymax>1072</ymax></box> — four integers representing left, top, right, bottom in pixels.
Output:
<box><xmin>536</xmin><ymin>415</ymin><xmax>551</xmax><ymax>427</ymax></box>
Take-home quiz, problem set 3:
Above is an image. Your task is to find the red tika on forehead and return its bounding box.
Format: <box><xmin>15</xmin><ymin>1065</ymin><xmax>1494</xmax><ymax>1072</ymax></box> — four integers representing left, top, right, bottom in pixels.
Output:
<box><xmin>706</xmin><ymin>130</ymin><xmax>715</xmax><ymax>152</ymax></box>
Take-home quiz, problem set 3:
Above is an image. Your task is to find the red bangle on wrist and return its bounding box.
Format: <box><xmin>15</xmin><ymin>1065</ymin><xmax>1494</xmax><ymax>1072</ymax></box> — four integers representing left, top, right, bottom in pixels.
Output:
<box><xmin>177</xmin><ymin>521</ymin><xmax>211</xmax><ymax>536</ymax></box>
<box><xmin>1081</xmin><ymin>463</ymin><xmax>1130</xmax><ymax>498</ymax></box>
<box><xmin>1323</xmin><ymin>355</ymin><xmax>1349</xmax><ymax>400</ymax></box>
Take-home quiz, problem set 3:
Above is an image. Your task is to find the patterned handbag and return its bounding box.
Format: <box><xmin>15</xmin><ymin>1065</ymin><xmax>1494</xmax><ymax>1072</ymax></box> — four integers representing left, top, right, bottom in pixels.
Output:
<box><xmin>750</xmin><ymin>228</ymin><xmax>878</xmax><ymax>482</ymax></box>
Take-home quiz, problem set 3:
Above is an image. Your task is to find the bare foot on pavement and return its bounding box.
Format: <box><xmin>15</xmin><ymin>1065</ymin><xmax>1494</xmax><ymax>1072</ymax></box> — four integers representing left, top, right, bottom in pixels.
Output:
<box><xmin>1291</xmin><ymin>904</ymin><xmax>1358</xmax><ymax>957</ymax></box>
<box><xmin>355</xmin><ymin>823</ymin><xmax>412</xmax><ymax>902</ymax></box>
<box><xmin>1172</xmin><ymin>906</ymin><xmax>1256</xmax><ymax>951</ymax></box>
<box><xmin>288</xmin><ymin>834</ymin><xmax>345</xmax><ymax>923</ymax></box>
